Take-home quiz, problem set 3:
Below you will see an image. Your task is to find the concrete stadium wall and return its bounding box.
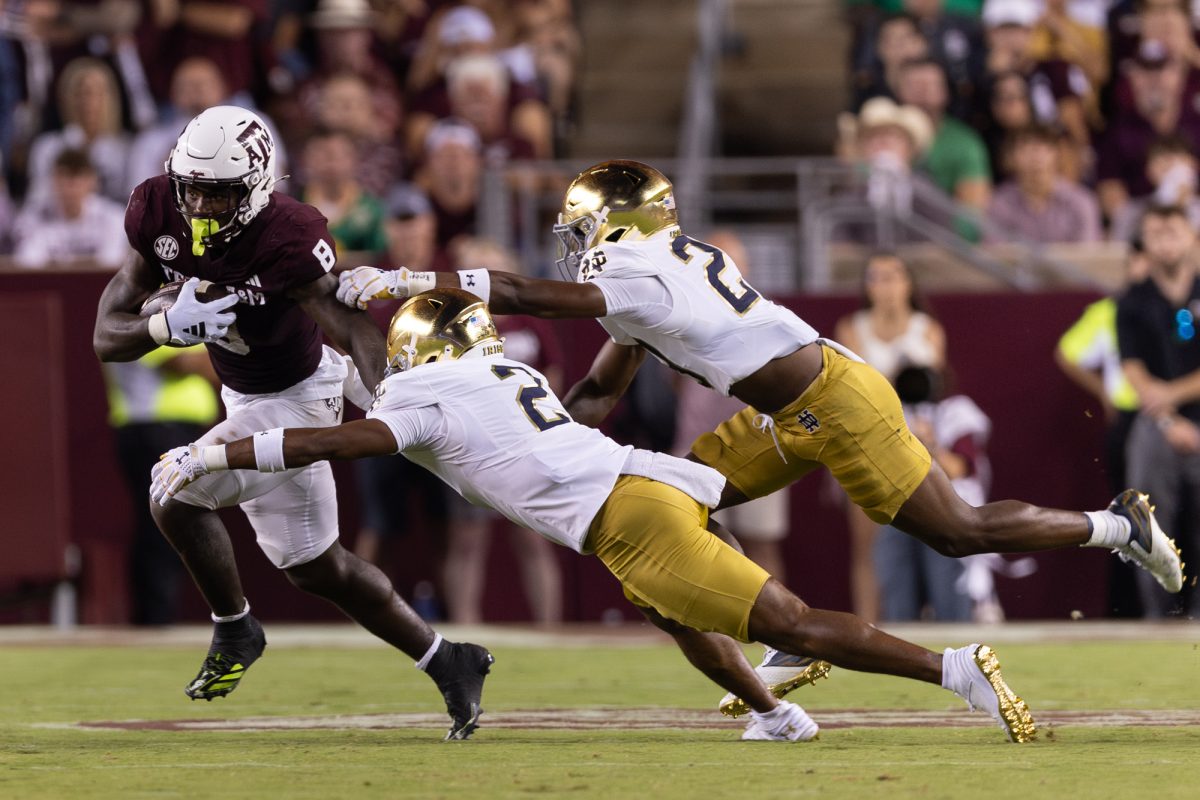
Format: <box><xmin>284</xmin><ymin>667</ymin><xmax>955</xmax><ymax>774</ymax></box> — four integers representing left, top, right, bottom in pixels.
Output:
<box><xmin>0</xmin><ymin>271</ymin><xmax>1116</xmax><ymax>624</ymax></box>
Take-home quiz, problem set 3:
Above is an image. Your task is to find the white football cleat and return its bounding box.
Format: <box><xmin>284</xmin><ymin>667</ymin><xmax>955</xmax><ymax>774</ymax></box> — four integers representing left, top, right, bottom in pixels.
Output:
<box><xmin>741</xmin><ymin>700</ymin><xmax>820</xmax><ymax>742</ymax></box>
<box><xmin>943</xmin><ymin>643</ymin><xmax>1036</xmax><ymax>743</ymax></box>
<box><xmin>719</xmin><ymin>647</ymin><xmax>832</xmax><ymax>717</ymax></box>
<box><xmin>1109</xmin><ymin>490</ymin><xmax>1184</xmax><ymax>593</ymax></box>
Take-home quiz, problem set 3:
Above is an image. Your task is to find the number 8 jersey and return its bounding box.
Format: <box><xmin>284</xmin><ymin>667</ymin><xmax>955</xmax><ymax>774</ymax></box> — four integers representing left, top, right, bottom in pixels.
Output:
<box><xmin>578</xmin><ymin>230</ymin><xmax>819</xmax><ymax>395</ymax></box>
<box><xmin>125</xmin><ymin>175</ymin><xmax>339</xmax><ymax>394</ymax></box>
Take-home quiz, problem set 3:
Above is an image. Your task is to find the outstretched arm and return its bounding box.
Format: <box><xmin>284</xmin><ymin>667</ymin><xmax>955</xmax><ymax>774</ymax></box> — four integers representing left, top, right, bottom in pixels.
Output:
<box><xmin>562</xmin><ymin>340</ymin><xmax>646</xmax><ymax>427</ymax></box>
<box><xmin>223</xmin><ymin>420</ymin><xmax>398</xmax><ymax>469</ymax></box>
<box><xmin>292</xmin><ymin>272</ymin><xmax>388</xmax><ymax>391</ymax></box>
<box><xmin>338</xmin><ymin>266</ymin><xmax>608</xmax><ymax>319</ymax></box>
<box><xmin>478</xmin><ymin>271</ymin><xmax>608</xmax><ymax>318</ymax></box>
<box><xmin>150</xmin><ymin>419</ymin><xmax>398</xmax><ymax>504</ymax></box>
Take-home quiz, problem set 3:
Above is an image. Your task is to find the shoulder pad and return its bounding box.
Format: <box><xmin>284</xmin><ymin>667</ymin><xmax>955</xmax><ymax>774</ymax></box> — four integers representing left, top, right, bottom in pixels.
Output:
<box><xmin>367</xmin><ymin>371</ymin><xmax>438</xmax><ymax>416</ymax></box>
<box><xmin>579</xmin><ymin>241</ymin><xmax>660</xmax><ymax>282</ymax></box>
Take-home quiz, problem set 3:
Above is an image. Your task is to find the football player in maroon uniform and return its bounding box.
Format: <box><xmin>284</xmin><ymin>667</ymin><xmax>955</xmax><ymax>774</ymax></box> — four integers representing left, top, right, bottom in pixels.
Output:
<box><xmin>94</xmin><ymin>106</ymin><xmax>492</xmax><ymax>740</ymax></box>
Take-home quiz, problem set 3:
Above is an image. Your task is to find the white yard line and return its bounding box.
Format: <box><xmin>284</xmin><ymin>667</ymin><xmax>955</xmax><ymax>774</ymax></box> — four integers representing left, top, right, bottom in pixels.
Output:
<box><xmin>47</xmin><ymin>707</ymin><xmax>1200</xmax><ymax>733</ymax></box>
<box><xmin>1</xmin><ymin>620</ymin><xmax>1197</xmax><ymax>649</ymax></box>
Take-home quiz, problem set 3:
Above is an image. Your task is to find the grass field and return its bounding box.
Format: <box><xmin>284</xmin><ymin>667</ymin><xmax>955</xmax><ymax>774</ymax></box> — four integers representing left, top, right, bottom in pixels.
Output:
<box><xmin>1</xmin><ymin>623</ymin><xmax>1197</xmax><ymax>799</ymax></box>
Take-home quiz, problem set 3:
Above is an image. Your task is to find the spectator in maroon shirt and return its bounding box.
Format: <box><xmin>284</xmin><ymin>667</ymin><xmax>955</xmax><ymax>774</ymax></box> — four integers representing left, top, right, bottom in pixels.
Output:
<box><xmin>446</xmin><ymin>53</ymin><xmax>537</xmax><ymax>167</ymax></box>
<box><xmin>1097</xmin><ymin>39</ymin><xmax>1200</xmax><ymax>222</ymax></box>
<box><xmin>404</xmin><ymin>4</ymin><xmax>551</xmax><ymax>160</ymax></box>
<box><xmin>171</xmin><ymin>0</ymin><xmax>271</xmax><ymax>101</ymax></box>
<box><xmin>1110</xmin><ymin>133</ymin><xmax>1200</xmax><ymax>242</ymax></box>
<box><xmin>978</xmin><ymin>71</ymin><xmax>1035</xmax><ymax>180</ymax></box>
<box><xmin>416</xmin><ymin>118</ymin><xmax>483</xmax><ymax>264</ymax></box>
<box><xmin>980</xmin><ymin>0</ymin><xmax>1091</xmax><ymax>181</ymax></box>
<box><xmin>851</xmin><ymin>14</ymin><xmax>931</xmax><ymax>112</ymax></box>
<box><xmin>293</xmin><ymin>0</ymin><xmax>404</xmax><ymax>144</ymax></box>
<box><xmin>314</xmin><ymin>72</ymin><xmax>405</xmax><ymax>200</ymax></box>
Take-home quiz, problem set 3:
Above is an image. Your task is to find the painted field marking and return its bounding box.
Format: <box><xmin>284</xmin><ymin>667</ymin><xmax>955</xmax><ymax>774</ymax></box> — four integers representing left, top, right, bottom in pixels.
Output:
<box><xmin>52</xmin><ymin>707</ymin><xmax>1200</xmax><ymax>733</ymax></box>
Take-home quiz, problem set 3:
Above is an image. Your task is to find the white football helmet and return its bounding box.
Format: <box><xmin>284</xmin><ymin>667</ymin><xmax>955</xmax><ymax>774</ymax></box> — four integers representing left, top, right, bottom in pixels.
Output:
<box><xmin>166</xmin><ymin>105</ymin><xmax>278</xmax><ymax>251</ymax></box>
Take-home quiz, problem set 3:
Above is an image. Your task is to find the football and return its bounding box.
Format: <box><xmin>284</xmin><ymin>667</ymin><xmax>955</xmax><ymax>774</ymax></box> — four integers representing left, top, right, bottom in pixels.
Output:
<box><xmin>139</xmin><ymin>280</ymin><xmax>233</xmax><ymax>318</ymax></box>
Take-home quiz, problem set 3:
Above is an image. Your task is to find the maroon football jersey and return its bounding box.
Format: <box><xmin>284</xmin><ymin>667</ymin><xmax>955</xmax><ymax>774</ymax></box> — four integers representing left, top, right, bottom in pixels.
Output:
<box><xmin>125</xmin><ymin>175</ymin><xmax>336</xmax><ymax>394</ymax></box>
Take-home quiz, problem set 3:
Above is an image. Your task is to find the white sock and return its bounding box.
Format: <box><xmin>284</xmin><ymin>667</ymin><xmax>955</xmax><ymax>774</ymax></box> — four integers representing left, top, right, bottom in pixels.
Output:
<box><xmin>415</xmin><ymin>633</ymin><xmax>444</xmax><ymax>671</ymax></box>
<box><xmin>751</xmin><ymin>703</ymin><xmax>787</xmax><ymax>722</ymax></box>
<box><xmin>211</xmin><ymin>600</ymin><xmax>250</xmax><ymax>624</ymax></box>
<box><xmin>940</xmin><ymin>647</ymin><xmax>958</xmax><ymax>691</ymax></box>
<box><xmin>1083</xmin><ymin>510</ymin><xmax>1132</xmax><ymax>549</ymax></box>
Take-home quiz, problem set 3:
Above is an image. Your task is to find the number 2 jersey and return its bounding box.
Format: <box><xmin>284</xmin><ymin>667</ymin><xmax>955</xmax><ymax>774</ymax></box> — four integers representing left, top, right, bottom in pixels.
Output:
<box><xmin>365</xmin><ymin>354</ymin><xmax>726</xmax><ymax>552</ymax></box>
<box><xmin>124</xmin><ymin>175</ymin><xmax>337</xmax><ymax>394</ymax></box>
<box><xmin>579</xmin><ymin>229</ymin><xmax>819</xmax><ymax>395</ymax></box>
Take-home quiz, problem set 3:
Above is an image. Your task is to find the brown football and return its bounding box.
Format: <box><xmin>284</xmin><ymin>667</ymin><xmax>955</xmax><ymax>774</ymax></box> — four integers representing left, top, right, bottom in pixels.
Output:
<box><xmin>139</xmin><ymin>280</ymin><xmax>233</xmax><ymax>317</ymax></box>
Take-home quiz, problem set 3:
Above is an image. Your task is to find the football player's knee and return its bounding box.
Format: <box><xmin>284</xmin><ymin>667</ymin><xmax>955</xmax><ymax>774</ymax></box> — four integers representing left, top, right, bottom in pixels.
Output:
<box><xmin>284</xmin><ymin>550</ymin><xmax>349</xmax><ymax>595</ymax></box>
<box><xmin>750</xmin><ymin>580</ymin><xmax>809</xmax><ymax>640</ymax></box>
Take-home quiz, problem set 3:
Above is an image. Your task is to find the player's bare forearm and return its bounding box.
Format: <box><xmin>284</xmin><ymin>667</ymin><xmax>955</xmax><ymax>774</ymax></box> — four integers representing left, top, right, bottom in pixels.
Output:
<box><xmin>224</xmin><ymin>420</ymin><xmax>397</xmax><ymax>469</ymax></box>
<box><xmin>562</xmin><ymin>381</ymin><xmax>621</xmax><ymax>427</ymax></box>
<box><xmin>443</xmin><ymin>270</ymin><xmax>608</xmax><ymax>318</ymax></box>
<box><xmin>93</xmin><ymin>250</ymin><xmax>166</xmax><ymax>362</ymax></box>
<box><xmin>341</xmin><ymin>312</ymin><xmax>388</xmax><ymax>390</ymax></box>
<box><xmin>294</xmin><ymin>273</ymin><xmax>387</xmax><ymax>390</ymax></box>
<box><xmin>562</xmin><ymin>341</ymin><xmax>646</xmax><ymax>426</ymax></box>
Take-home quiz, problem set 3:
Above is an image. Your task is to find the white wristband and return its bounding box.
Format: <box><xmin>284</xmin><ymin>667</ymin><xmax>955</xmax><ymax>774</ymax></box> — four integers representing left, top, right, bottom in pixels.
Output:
<box><xmin>148</xmin><ymin>311</ymin><xmax>171</xmax><ymax>345</ymax></box>
<box><xmin>457</xmin><ymin>269</ymin><xmax>491</xmax><ymax>303</ymax></box>
<box><xmin>406</xmin><ymin>270</ymin><xmax>437</xmax><ymax>295</ymax></box>
<box><xmin>252</xmin><ymin>428</ymin><xmax>288</xmax><ymax>473</ymax></box>
<box><xmin>200</xmin><ymin>444</ymin><xmax>229</xmax><ymax>472</ymax></box>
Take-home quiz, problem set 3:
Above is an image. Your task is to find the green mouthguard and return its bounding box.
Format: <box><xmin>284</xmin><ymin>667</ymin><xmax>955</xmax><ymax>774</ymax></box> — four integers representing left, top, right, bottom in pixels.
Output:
<box><xmin>191</xmin><ymin>218</ymin><xmax>220</xmax><ymax>256</ymax></box>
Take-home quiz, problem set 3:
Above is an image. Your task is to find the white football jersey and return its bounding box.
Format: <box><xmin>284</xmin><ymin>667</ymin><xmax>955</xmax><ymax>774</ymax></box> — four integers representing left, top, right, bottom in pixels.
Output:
<box><xmin>367</xmin><ymin>356</ymin><xmax>632</xmax><ymax>552</ymax></box>
<box><xmin>580</xmin><ymin>230</ymin><xmax>819</xmax><ymax>395</ymax></box>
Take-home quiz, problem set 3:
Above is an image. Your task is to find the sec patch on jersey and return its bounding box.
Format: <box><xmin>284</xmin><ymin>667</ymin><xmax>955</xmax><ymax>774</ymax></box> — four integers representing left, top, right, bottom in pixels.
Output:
<box><xmin>140</xmin><ymin>281</ymin><xmax>235</xmax><ymax>345</ymax></box>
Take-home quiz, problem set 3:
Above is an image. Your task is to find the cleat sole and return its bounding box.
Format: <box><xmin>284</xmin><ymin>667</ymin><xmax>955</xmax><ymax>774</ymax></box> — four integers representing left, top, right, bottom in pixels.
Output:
<box><xmin>973</xmin><ymin>645</ymin><xmax>1036</xmax><ymax>743</ymax></box>
<box><xmin>720</xmin><ymin>660</ymin><xmax>832</xmax><ymax>718</ymax></box>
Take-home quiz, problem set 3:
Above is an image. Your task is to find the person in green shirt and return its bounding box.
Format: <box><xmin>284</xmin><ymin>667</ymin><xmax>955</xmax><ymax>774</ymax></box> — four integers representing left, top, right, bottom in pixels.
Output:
<box><xmin>847</xmin><ymin>0</ymin><xmax>983</xmax><ymax>16</ymax></box>
<box><xmin>300</xmin><ymin>127</ymin><xmax>389</xmax><ymax>265</ymax></box>
<box><xmin>897</xmin><ymin>56</ymin><xmax>993</xmax><ymax>212</ymax></box>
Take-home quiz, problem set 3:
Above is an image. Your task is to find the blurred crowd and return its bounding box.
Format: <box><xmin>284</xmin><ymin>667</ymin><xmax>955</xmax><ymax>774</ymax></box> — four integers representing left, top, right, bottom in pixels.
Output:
<box><xmin>841</xmin><ymin>0</ymin><xmax>1200</xmax><ymax>245</ymax></box>
<box><xmin>5</xmin><ymin>0</ymin><xmax>1196</xmax><ymax>624</ymax></box>
<box><xmin>0</xmin><ymin>0</ymin><xmax>580</xmax><ymax>267</ymax></box>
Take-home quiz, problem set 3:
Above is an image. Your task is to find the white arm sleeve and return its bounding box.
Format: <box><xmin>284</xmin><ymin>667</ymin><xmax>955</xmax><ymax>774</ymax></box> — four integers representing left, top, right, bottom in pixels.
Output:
<box><xmin>368</xmin><ymin>404</ymin><xmax>443</xmax><ymax>454</ymax></box>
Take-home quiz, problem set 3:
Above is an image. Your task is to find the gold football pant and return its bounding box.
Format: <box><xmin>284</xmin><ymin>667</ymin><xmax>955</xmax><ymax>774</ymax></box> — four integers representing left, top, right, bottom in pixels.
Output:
<box><xmin>692</xmin><ymin>344</ymin><xmax>931</xmax><ymax>524</ymax></box>
<box><xmin>586</xmin><ymin>476</ymin><xmax>770</xmax><ymax>642</ymax></box>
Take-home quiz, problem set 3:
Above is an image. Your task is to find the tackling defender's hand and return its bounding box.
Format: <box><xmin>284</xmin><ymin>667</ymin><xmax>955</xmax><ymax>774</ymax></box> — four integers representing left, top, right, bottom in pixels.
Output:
<box><xmin>150</xmin><ymin>444</ymin><xmax>209</xmax><ymax>505</ymax></box>
<box><xmin>336</xmin><ymin>267</ymin><xmax>431</xmax><ymax>309</ymax></box>
<box><xmin>157</xmin><ymin>277</ymin><xmax>240</xmax><ymax>346</ymax></box>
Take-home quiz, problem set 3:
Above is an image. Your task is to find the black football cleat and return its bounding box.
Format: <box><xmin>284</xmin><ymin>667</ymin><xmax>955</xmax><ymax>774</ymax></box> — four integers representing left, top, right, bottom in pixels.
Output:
<box><xmin>1108</xmin><ymin>490</ymin><xmax>1183</xmax><ymax>593</ymax></box>
<box><xmin>185</xmin><ymin>614</ymin><xmax>267</xmax><ymax>701</ymax></box>
<box><xmin>427</xmin><ymin>641</ymin><xmax>495</xmax><ymax>741</ymax></box>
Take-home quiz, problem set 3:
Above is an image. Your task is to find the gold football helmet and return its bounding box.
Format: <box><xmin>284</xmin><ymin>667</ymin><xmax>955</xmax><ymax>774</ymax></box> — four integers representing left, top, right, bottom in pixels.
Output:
<box><xmin>553</xmin><ymin>160</ymin><xmax>678</xmax><ymax>278</ymax></box>
<box><xmin>385</xmin><ymin>288</ymin><xmax>502</xmax><ymax>374</ymax></box>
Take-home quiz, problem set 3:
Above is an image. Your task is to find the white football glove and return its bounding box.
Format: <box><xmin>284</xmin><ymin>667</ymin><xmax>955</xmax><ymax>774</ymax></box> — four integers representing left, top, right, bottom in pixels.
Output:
<box><xmin>164</xmin><ymin>277</ymin><xmax>240</xmax><ymax>345</ymax></box>
<box><xmin>337</xmin><ymin>267</ymin><xmax>427</xmax><ymax>309</ymax></box>
<box><xmin>150</xmin><ymin>444</ymin><xmax>208</xmax><ymax>505</ymax></box>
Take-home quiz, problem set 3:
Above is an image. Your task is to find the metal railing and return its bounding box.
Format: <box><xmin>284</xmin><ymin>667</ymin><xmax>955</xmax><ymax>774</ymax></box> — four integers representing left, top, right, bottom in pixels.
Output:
<box><xmin>478</xmin><ymin>156</ymin><xmax>1113</xmax><ymax>292</ymax></box>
